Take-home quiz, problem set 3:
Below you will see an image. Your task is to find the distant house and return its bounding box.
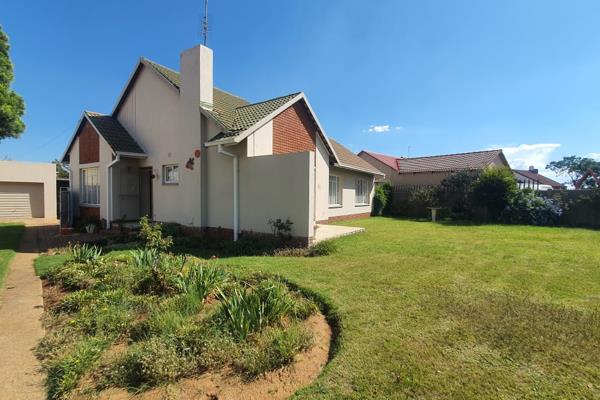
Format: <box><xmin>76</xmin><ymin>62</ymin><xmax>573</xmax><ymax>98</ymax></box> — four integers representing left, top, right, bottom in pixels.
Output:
<box><xmin>358</xmin><ymin>149</ymin><xmax>510</xmax><ymax>186</ymax></box>
<box><xmin>513</xmin><ymin>167</ymin><xmax>563</xmax><ymax>190</ymax></box>
<box><xmin>61</xmin><ymin>44</ymin><xmax>383</xmax><ymax>244</ymax></box>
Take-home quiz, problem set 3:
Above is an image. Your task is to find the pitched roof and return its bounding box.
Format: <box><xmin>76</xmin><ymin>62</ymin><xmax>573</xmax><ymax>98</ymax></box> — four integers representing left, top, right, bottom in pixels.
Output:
<box><xmin>358</xmin><ymin>150</ymin><xmax>400</xmax><ymax>171</ymax></box>
<box><xmin>330</xmin><ymin>140</ymin><xmax>384</xmax><ymax>175</ymax></box>
<box><xmin>397</xmin><ymin>149</ymin><xmax>505</xmax><ymax>173</ymax></box>
<box><xmin>85</xmin><ymin>112</ymin><xmax>145</xmax><ymax>154</ymax></box>
<box><xmin>143</xmin><ymin>60</ymin><xmax>299</xmax><ymax>139</ymax></box>
<box><xmin>513</xmin><ymin>169</ymin><xmax>563</xmax><ymax>188</ymax></box>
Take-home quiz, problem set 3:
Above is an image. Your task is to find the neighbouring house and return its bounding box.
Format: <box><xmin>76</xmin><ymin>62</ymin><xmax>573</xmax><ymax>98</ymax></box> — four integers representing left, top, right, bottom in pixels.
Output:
<box><xmin>0</xmin><ymin>161</ymin><xmax>57</xmax><ymax>220</ymax></box>
<box><xmin>61</xmin><ymin>44</ymin><xmax>383</xmax><ymax>243</ymax></box>
<box><xmin>358</xmin><ymin>149</ymin><xmax>510</xmax><ymax>186</ymax></box>
<box><xmin>513</xmin><ymin>166</ymin><xmax>564</xmax><ymax>190</ymax></box>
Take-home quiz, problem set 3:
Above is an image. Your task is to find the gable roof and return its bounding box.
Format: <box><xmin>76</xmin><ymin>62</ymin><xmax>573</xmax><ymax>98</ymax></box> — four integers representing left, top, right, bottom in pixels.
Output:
<box><xmin>330</xmin><ymin>140</ymin><xmax>384</xmax><ymax>175</ymax></box>
<box><xmin>397</xmin><ymin>149</ymin><xmax>507</xmax><ymax>173</ymax></box>
<box><xmin>358</xmin><ymin>150</ymin><xmax>400</xmax><ymax>171</ymax></box>
<box><xmin>61</xmin><ymin>111</ymin><xmax>145</xmax><ymax>162</ymax></box>
<box><xmin>513</xmin><ymin>169</ymin><xmax>563</xmax><ymax>188</ymax></box>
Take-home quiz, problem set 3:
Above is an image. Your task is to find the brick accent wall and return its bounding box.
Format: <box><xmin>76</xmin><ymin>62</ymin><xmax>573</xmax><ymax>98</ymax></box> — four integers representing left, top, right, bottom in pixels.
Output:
<box><xmin>318</xmin><ymin>211</ymin><xmax>372</xmax><ymax>224</ymax></box>
<box><xmin>273</xmin><ymin>101</ymin><xmax>317</xmax><ymax>154</ymax></box>
<box><xmin>78</xmin><ymin>121</ymin><xmax>100</xmax><ymax>164</ymax></box>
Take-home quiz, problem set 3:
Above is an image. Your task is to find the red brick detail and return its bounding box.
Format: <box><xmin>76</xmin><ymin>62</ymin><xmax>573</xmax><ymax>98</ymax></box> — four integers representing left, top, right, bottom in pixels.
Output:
<box><xmin>78</xmin><ymin>121</ymin><xmax>100</xmax><ymax>164</ymax></box>
<box><xmin>79</xmin><ymin>206</ymin><xmax>100</xmax><ymax>221</ymax></box>
<box><xmin>273</xmin><ymin>102</ymin><xmax>317</xmax><ymax>154</ymax></box>
<box><xmin>318</xmin><ymin>212</ymin><xmax>372</xmax><ymax>224</ymax></box>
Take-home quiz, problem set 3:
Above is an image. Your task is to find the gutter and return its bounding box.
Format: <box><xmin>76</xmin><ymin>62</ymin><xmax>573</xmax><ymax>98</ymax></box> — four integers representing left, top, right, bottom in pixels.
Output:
<box><xmin>217</xmin><ymin>144</ymin><xmax>239</xmax><ymax>241</ymax></box>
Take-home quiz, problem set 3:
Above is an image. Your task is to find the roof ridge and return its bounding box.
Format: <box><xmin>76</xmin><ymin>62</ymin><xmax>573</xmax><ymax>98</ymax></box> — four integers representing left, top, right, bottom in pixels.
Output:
<box><xmin>235</xmin><ymin>92</ymin><xmax>301</xmax><ymax>110</ymax></box>
<box><xmin>84</xmin><ymin>110</ymin><xmax>105</xmax><ymax>116</ymax></box>
<box><xmin>401</xmin><ymin>149</ymin><xmax>502</xmax><ymax>161</ymax></box>
<box><xmin>361</xmin><ymin>150</ymin><xmax>401</xmax><ymax>159</ymax></box>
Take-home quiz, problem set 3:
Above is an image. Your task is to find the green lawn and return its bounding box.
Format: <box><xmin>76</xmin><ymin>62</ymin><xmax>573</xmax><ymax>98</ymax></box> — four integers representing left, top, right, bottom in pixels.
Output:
<box><xmin>36</xmin><ymin>218</ymin><xmax>600</xmax><ymax>399</ymax></box>
<box><xmin>0</xmin><ymin>223</ymin><xmax>25</xmax><ymax>293</ymax></box>
<box><xmin>214</xmin><ymin>218</ymin><xmax>600</xmax><ymax>399</ymax></box>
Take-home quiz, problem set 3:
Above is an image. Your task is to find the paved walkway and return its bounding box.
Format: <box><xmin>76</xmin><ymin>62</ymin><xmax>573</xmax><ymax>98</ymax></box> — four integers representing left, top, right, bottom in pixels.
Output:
<box><xmin>0</xmin><ymin>222</ymin><xmax>57</xmax><ymax>399</ymax></box>
<box><xmin>313</xmin><ymin>223</ymin><xmax>365</xmax><ymax>243</ymax></box>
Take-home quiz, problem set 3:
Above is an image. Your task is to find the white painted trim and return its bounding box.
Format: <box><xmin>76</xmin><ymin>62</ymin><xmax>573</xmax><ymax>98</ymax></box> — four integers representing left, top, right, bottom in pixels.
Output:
<box><xmin>217</xmin><ymin>144</ymin><xmax>239</xmax><ymax>241</ymax></box>
<box><xmin>60</xmin><ymin>113</ymin><xmax>86</xmax><ymax>163</ymax></box>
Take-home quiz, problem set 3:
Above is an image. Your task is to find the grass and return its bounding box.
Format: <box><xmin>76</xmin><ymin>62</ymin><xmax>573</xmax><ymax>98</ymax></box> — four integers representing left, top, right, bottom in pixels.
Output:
<box><xmin>0</xmin><ymin>223</ymin><xmax>24</xmax><ymax>293</ymax></box>
<box><xmin>203</xmin><ymin>218</ymin><xmax>600</xmax><ymax>399</ymax></box>
<box><xmin>34</xmin><ymin>254</ymin><xmax>69</xmax><ymax>278</ymax></box>
<box><xmin>37</xmin><ymin>218</ymin><xmax>600</xmax><ymax>399</ymax></box>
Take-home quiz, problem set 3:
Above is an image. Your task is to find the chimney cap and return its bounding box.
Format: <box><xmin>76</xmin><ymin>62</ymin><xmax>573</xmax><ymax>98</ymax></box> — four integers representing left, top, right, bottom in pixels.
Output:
<box><xmin>528</xmin><ymin>165</ymin><xmax>538</xmax><ymax>173</ymax></box>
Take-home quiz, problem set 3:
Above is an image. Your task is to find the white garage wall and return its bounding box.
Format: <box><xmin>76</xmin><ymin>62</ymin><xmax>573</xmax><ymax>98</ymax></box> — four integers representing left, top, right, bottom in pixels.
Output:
<box><xmin>0</xmin><ymin>161</ymin><xmax>56</xmax><ymax>219</ymax></box>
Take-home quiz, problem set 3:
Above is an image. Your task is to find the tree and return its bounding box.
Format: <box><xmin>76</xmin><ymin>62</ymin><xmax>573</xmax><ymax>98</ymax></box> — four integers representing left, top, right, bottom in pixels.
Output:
<box><xmin>546</xmin><ymin>156</ymin><xmax>600</xmax><ymax>188</ymax></box>
<box><xmin>53</xmin><ymin>159</ymin><xmax>69</xmax><ymax>179</ymax></box>
<box><xmin>472</xmin><ymin>167</ymin><xmax>518</xmax><ymax>221</ymax></box>
<box><xmin>0</xmin><ymin>25</ymin><xmax>25</xmax><ymax>140</ymax></box>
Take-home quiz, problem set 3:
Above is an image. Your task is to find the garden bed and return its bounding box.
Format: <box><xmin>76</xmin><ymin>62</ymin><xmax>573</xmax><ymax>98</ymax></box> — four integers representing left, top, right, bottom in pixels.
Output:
<box><xmin>36</xmin><ymin>243</ymin><xmax>332</xmax><ymax>400</ymax></box>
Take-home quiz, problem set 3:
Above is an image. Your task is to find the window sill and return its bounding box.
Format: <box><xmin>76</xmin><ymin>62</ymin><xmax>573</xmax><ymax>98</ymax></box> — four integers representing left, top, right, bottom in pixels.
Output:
<box><xmin>162</xmin><ymin>182</ymin><xmax>179</xmax><ymax>185</ymax></box>
<box><xmin>80</xmin><ymin>204</ymin><xmax>100</xmax><ymax>208</ymax></box>
<box><xmin>355</xmin><ymin>203</ymin><xmax>370</xmax><ymax>207</ymax></box>
<box><xmin>328</xmin><ymin>205</ymin><xmax>343</xmax><ymax>209</ymax></box>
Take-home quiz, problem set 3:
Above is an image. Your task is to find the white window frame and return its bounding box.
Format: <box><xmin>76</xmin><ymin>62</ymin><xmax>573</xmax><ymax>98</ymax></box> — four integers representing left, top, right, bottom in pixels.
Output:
<box><xmin>328</xmin><ymin>175</ymin><xmax>342</xmax><ymax>207</ymax></box>
<box><xmin>80</xmin><ymin>167</ymin><xmax>100</xmax><ymax>206</ymax></box>
<box><xmin>355</xmin><ymin>178</ymin><xmax>370</xmax><ymax>205</ymax></box>
<box><xmin>162</xmin><ymin>164</ymin><xmax>179</xmax><ymax>185</ymax></box>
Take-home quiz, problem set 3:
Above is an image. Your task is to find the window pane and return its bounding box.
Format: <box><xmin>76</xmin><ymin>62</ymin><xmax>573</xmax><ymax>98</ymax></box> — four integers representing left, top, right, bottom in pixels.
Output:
<box><xmin>329</xmin><ymin>176</ymin><xmax>339</xmax><ymax>205</ymax></box>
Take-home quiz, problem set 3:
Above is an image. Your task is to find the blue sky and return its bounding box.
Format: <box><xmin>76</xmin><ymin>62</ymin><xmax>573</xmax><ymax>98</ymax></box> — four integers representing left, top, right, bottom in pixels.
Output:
<box><xmin>2</xmin><ymin>0</ymin><xmax>600</xmax><ymax>182</ymax></box>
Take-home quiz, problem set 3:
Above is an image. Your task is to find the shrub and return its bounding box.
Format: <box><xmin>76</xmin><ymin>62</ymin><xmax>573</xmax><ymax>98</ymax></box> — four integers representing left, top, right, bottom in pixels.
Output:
<box><xmin>235</xmin><ymin>323</ymin><xmax>313</xmax><ymax>377</ymax></box>
<box><xmin>472</xmin><ymin>167</ymin><xmax>518</xmax><ymax>221</ymax></box>
<box><xmin>134</xmin><ymin>253</ymin><xmax>185</xmax><ymax>295</ymax></box>
<box><xmin>372</xmin><ymin>182</ymin><xmax>392</xmax><ymax>216</ymax></box>
<box><xmin>502</xmin><ymin>189</ymin><xmax>562</xmax><ymax>226</ymax></box>
<box><xmin>438</xmin><ymin>171</ymin><xmax>480</xmax><ymax>217</ymax></box>
<box><xmin>46</xmin><ymin>337</ymin><xmax>110</xmax><ymax>400</ymax></box>
<box><xmin>175</xmin><ymin>262</ymin><xmax>229</xmax><ymax>300</ymax></box>
<box><xmin>406</xmin><ymin>186</ymin><xmax>440</xmax><ymax>218</ymax></box>
<box><xmin>138</xmin><ymin>216</ymin><xmax>173</xmax><ymax>252</ymax></box>
<box><xmin>268</xmin><ymin>218</ymin><xmax>294</xmax><ymax>239</ymax></box>
<box><xmin>307</xmin><ymin>240</ymin><xmax>338</xmax><ymax>257</ymax></box>
<box><xmin>46</xmin><ymin>261</ymin><xmax>94</xmax><ymax>290</ymax></box>
<box><xmin>69</xmin><ymin>243</ymin><xmax>102</xmax><ymax>264</ymax></box>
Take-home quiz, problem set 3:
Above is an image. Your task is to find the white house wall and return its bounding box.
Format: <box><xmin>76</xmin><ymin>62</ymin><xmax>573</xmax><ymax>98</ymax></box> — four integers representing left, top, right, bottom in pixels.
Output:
<box><xmin>246</xmin><ymin>120</ymin><xmax>273</xmax><ymax>157</ymax></box>
<box><xmin>115</xmin><ymin>65</ymin><xmax>203</xmax><ymax>226</ymax></box>
<box><xmin>326</xmin><ymin>167</ymin><xmax>375</xmax><ymax>219</ymax></box>
<box><xmin>314</xmin><ymin>135</ymin><xmax>330</xmax><ymax>222</ymax></box>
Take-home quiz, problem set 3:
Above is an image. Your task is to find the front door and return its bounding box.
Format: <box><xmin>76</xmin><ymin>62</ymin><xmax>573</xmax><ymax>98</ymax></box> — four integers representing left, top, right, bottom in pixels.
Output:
<box><xmin>139</xmin><ymin>168</ymin><xmax>153</xmax><ymax>218</ymax></box>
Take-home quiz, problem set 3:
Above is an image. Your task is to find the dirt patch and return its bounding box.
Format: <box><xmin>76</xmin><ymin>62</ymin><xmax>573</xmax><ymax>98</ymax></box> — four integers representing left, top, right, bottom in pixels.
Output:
<box><xmin>91</xmin><ymin>313</ymin><xmax>331</xmax><ymax>400</ymax></box>
<box><xmin>41</xmin><ymin>279</ymin><xmax>66</xmax><ymax>311</ymax></box>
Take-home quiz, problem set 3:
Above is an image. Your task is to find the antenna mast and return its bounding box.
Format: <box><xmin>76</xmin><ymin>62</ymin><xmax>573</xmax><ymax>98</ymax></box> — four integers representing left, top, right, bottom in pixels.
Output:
<box><xmin>202</xmin><ymin>0</ymin><xmax>209</xmax><ymax>45</ymax></box>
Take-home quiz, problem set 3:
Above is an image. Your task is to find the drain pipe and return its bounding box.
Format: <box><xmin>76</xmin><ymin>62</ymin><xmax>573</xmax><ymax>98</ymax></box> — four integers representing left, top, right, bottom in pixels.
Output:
<box><xmin>106</xmin><ymin>154</ymin><xmax>121</xmax><ymax>230</ymax></box>
<box><xmin>217</xmin><ymin>144</ymin><xmax>239</xmax><ymax>241</ymax></box>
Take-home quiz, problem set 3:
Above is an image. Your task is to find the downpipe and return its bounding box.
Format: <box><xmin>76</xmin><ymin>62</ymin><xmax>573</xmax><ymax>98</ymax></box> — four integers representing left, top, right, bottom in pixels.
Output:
<box><xmin>217</xmin><ymin>144</ymin><xmax>239</xmax><ymax>241</ymax></box>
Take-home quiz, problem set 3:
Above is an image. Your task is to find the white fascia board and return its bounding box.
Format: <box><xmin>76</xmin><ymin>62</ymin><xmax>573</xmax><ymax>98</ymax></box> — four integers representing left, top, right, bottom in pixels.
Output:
<box><xmin>299</xmin><ymin>93</ymin><xmax>340</xmax><ymax>164</ymax></box>
<box><xmin>115</xmin><ymin>151</ymin><xmax>147</xmax><ymax>158</ymax></box>
<box><xmin>333</xmin><ymin>163</ymin><xmax>385</xmax><ymax>177</ymax></box>
<box><xmin>60</xmin><ymin>112</ymin><xmax>86</xmax><ymax>163</ymax></box>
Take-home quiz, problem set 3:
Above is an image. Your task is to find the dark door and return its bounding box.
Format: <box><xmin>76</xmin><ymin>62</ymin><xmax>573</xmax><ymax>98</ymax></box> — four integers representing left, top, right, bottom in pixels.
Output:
<box><xmin>139</xmin><ymin>168</ymin><xmax>153</xmax><ymax>218</ymax></box>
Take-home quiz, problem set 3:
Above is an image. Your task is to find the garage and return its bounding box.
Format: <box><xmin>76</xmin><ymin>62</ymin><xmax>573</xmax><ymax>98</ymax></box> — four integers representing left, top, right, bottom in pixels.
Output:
<box><xmin>0</xmin><ymin>182</ymin><xmax>45</xmax><ymax>218</ymax></box>
<box><xmin>0</xmin><ymin>161</ymin><xmax>56</xmax><ymax>220</ymax></box>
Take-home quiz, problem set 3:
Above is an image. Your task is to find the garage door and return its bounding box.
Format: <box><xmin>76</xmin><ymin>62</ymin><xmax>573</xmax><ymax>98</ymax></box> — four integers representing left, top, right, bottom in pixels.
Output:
<box><xmin>0</xmin><ymin>182</ymin><xmax>45</xmax><ymax>218</ymax></box>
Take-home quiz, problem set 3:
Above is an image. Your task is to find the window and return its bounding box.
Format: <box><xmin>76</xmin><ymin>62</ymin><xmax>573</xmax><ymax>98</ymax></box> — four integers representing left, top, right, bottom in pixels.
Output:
<box><xmin>80</xmin><ymin>167</ymin><xmax>99</xmax><ymax>205</ymax></box>
<box><xmin>329</xmin><ymin>175</ymin><xmax>341</xmax><ymax>206</ymax></box>
<box><xmin>355</xmin><ymin>178</ymin><xmax>370</xmax><ymax>205</ymax></box>
<box><xmin>163</xmin><ymin>164</ymin><xmax>179</xmax><ymax>184</ymax></box>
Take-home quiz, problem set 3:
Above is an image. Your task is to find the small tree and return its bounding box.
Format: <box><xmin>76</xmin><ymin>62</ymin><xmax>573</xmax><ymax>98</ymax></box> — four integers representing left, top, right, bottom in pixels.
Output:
<box><xmin>547</xmin><ymin>155</ymin><xmax>600</xmax><ymax>188</ymax></box>
<box><xmin>472</xmin><ymin>167</ymin><xmax>517</xmax><ymax>221</ymax></box>
<box><xmin>372</xmin><ymin>182</ymin><xmax>392</xmax><ymax>216</ymax></box>
<box><xmin>53</xmin><ymin>159</ymin><xmax>69</xmax><ymax>179</ymax></box>
<box><xmin>438</xmin><ymin>170</ymin><xmax>480</xmax><ymax>216</ymax></box>
<box><xmin>0</xmin><ymin>26</ymin><xmax>25</xmax><ymax>140</ymax></box>
<box><xmin>138</xmin><ymin>216</ymin><xmax>173</xmax><ymax>252</ymax></box>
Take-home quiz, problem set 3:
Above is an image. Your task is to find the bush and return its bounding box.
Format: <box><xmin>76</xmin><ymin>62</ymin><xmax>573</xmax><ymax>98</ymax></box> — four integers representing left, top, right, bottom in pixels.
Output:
<box><xmin>138</xmin><ymin>216</ymin><xmax>173</xmax><ymax>252</ymax></box>
<box><xmin>438</xmin><ymin>171</ymin><xmax>480</xmax><ymax>217</ymax></box>
<box><xmin>502</xmin><ymin>189</ymin><xmax>562</xmax><ymax>226</ymax></box>
<box><xmin>307</xmin><ymin>240</ymin><xmax>338</xmax><ymax>257</ymax></box>
<box><xmin>372</xmin><ymin>182</ymin><xmax>392</xmax><ymax>216</ymax></box>
<box><xmin>235</xmin><ymin>323</ymin><xmax>313</xmax><ymax>377</ymax></box>
<box><xmin>69</xmin><ymin>243</ymin><xmax>102</xmax><ymax>264</ymax></box>
<box><xmin>472</xmin><ymin>167</ymin><xmax>518</xmax><ymax>221</ymax></box>
<box><xmin>407</xmin><ymin>187</ymin><xmax>440</xmax><ymax>218</ymax></box>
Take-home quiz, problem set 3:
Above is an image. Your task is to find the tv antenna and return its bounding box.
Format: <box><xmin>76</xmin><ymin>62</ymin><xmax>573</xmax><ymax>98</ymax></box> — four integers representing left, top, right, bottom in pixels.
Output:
<box><xmin>202</xmin><ymin>0</ymin><xmax>209</xmax><ymax>45</ymax></box>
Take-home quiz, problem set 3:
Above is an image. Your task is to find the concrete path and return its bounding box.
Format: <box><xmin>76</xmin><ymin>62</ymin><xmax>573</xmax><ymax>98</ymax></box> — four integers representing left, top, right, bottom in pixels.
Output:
<box><xmin>0</xmin><ymin>222</ymin><xmax>57</xmax><ymax>399</ymax></box>
<box><xmin>313</xmin><ymin>223</ymin><xmax>365</xmax><ymax>243</ymax></box>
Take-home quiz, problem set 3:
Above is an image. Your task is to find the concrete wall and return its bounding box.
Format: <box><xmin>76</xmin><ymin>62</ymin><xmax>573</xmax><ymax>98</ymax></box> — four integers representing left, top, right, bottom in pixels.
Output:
<box><xmin>116</xmin><ymin>64</ymin><xmax>205</xmax><ymax>226</ymax></box>
<box><xmin>239</xmin><ymin>151</ymin><xmax>314</xmax><ymax>238</ymax></box>
<box><xmin>314</xmin><ymin>135</ymin><xmax>330</xmax><ymax>222</ymax></box>
<box><xmin>326</xmin><ymin>166</ymin><xmax>374</xmax><ymax>219</ymax></box>
<box><xmin>0</xmin><ymin>160</ymin><xmax>57</xmax><ymax>218</ymax></box>
<box><xmin>246</xmin><ymin>121</ymin><xmax>273</xmax><ymax>157</ymax></box>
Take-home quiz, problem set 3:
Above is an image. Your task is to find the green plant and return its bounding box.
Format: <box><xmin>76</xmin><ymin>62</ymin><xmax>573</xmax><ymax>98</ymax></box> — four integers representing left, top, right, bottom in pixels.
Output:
<box><xmin>46</xmin><ymin>337</ymin><xmax>111</xmax><ymax>400</ymax></box>
<box><xmin>69</xmin><ymin>243</ymin><xmax>102</xmax><ymax>264</ymax></box>
<box><xmin>472</xmin><ymin>166</ymin><xmax>518</xmax><ymax>221</ymax></box>
<box><xmin>138</xmin><ymin>216</ymin><xmax>173</xmax><ymax>252</ymax></box>
<box><xmin>438</xmin><ymin>170</ymin><xmax>480</xmax><ymax>217</ymax></box>
<box><xmin>308</xmin><ymin>240</ymin><xmax>338</xmax><ymax>257</ymax></box>
<box><xmin>175</xmin><ymin>262</ymin><xmax>229</xmax><ymax>300</ymax></box>
<box><xmin>268</xmin><ymin>218</ymin><xmax>294</xmax><ymax>239</ymax></box>
<box><xmin>235</xmin><ymin>323</ymin><xmax>313</xmax><ymax>377</ymax></box>
<box><xmin>372</xmin><ymin>182</ymin><xmax>392</xmax><ymax>216</ymax></box>
<box><xmin>502</xmin><ymin>189</ymin><xmax>562</xmax><ymax>226</ymax></box>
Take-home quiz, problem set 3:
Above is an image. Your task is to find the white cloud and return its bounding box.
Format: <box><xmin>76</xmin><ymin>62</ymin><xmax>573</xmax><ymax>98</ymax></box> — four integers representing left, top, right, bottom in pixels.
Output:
<box><xmin>368</xmin><ymin>125</ymin><xmax>390</xmax><ymax>133</ymax></box>
<box><xmin>497</xmin><ymin>143</ymin><xmax>563</xmax><ymax>180</ymax></box>
<box><xmin>586</xmin><ymin>152</ymin><xmax>600</xmax><ymax>161</ymax></box>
